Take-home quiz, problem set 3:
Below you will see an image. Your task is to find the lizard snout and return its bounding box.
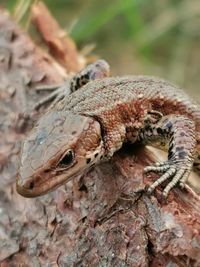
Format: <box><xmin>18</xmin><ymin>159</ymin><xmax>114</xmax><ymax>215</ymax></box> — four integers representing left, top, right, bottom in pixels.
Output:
<box><xmin>16</xmin><ymin>171</ymin><xmax>50</xmax><ymax>197</ymax></box>
<box><xmin>16</xmin><ymin>175</ymin><xmax>36</xmax><ymax>197</ymax></box>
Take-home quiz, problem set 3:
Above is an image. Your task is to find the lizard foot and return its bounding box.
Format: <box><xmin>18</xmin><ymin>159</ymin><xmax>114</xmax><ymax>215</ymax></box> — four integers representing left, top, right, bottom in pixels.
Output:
<box><xmin>144</xmin><ymin>162</ymin><xmax>191</xmax><ymax>197</ymax></box>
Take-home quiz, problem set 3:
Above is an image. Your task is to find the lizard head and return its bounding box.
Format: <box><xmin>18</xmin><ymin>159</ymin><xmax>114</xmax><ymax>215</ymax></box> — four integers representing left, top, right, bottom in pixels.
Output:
<box><xmin>16</xmin><ymin>111</ymin><xmax>104</xmax><ymax>197</ymax></box>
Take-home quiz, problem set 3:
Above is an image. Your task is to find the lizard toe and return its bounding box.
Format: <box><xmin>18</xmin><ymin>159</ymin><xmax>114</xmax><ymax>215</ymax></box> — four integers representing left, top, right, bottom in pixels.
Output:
<box><xmin>145</xmin><ymin>161</ymin><xmax>191</xmax><ymax>196</ymax></box>
<box><xmin>144</xmin><ymin>162</ymin><xmax>170</xmax><ymax>173</ymax></box>
<box><xmin>146</xmin><ymin>164</ymin><xmax>176</xmax><ymax>194</ymax></box>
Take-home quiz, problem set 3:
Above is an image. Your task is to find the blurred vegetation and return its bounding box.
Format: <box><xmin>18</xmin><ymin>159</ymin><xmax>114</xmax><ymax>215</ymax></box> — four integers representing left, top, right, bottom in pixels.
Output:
<box><xmin>3</xmin><ymin>0</ymin><xmax>200</xmax><ymax>97</ymax></box>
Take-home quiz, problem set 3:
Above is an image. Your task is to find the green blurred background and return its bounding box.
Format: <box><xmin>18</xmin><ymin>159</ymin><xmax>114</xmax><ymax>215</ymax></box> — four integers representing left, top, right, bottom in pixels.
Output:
<box><xmin>3</xmin><ymin>0</ymin><xmax>200</xmax><ymax>97</ymax></box>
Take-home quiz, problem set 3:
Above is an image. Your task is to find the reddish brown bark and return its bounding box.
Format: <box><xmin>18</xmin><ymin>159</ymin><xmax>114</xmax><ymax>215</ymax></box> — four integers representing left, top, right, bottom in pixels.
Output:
<box><xmin>31</xmin><ymin>2</ymin><xmax>81</xmax><ymax>73</ymax></box>
<box><xmin>0</xmin><ymin>8</ymin><xmax>199</xmax><ymax>267</ymax></box>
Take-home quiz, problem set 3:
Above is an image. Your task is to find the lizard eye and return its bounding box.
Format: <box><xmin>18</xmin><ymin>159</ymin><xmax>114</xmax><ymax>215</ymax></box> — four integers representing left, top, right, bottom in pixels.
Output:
<box><xmin>58</xmin><ymin>149</ymin><xmax>74</xmax><ymax>168</ymax></box>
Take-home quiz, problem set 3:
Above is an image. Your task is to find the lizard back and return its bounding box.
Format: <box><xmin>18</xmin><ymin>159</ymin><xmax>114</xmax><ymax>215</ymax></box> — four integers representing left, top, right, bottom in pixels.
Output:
<box><xmin>56</xmin><ymin>76</ymin><xmax>200</xmax><ymax>133</ymax></box>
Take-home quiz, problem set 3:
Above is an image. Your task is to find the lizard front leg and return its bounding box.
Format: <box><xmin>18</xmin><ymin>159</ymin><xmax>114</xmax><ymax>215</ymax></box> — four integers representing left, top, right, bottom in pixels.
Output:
<box><xmin>139</xmin><ymin>115</ymin><xmax>196</xmax><ymax>197</ymax></box>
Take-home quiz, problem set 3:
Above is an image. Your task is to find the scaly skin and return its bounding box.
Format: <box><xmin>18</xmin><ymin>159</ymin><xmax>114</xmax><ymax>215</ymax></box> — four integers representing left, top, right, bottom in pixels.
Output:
<box><xmin>16</xmin><ymin>60</ymin><xmax>200</xmax><ymax>197</ymax></box>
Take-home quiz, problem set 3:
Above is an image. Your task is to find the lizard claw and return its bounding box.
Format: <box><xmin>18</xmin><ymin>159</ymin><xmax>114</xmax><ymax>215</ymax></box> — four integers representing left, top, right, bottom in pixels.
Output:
<box><xmin>144</xmin><ymin>162</ymin><xmax>191</xmax><ymax>197</ymax></box>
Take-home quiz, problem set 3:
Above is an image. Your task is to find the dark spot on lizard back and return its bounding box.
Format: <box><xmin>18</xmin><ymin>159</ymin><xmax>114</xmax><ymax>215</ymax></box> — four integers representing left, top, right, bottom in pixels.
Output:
<box><xmin>178</xmin><ymin>151</ymin><xmax>187</xmax><ymax>159</ymax></box>
<box><xmin>94</xmin><ymin>153</ymin><xmax>98</xmax><ymax>158</ymax></box>
<box><xmin>165</xmin><ymin>121</ymin><xmax>173</xmax><ymax>130</ymax></box>
<box><xmin>84</xmin><ymin>73</ymin><xmax>89</xmax><ymax>80</ymax></box>
<box><xmin>169</xmin><ymin>142</ymin><xmax>174</xmax><ymax>152</ymax></box>
<box><xmin>86</xmin><ymin>158</ymin><xmax>91</xmax><ymax>164</ymax></box>
<box><xmin>72</xmin><ymin>131</ymin><xmax>77</xmax><ymax>135</ymax></box>
<box><xmin>157</xmin><ymin>127</ymin><xmax>163</xmax><ymax>134</ymax></box>
<box><xmin>168</xmin><ymin>150</ymin><xmax>173</xmax><ymax>159</ymax></box>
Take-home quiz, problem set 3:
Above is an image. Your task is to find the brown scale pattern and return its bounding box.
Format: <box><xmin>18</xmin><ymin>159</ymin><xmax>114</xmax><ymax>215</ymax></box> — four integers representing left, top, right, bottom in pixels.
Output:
<box><xmin>56</xmin><ymin>76</ymin><xmax>200</xmax><ymax>157</ymax></box>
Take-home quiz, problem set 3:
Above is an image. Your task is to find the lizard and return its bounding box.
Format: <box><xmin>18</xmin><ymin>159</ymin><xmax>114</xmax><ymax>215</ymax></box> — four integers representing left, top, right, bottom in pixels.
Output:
<box><xmin>16</xmin><ymin>59</ymin><xmax>200</xmax><ymax>198</ymax></box>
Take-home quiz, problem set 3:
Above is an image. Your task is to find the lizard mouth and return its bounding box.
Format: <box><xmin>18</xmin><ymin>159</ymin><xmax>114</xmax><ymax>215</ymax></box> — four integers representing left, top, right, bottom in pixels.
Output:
<box><xmin>16</xmin><ymin>172</ymin><xmax>74</xmax><ymax>198</ymax></box>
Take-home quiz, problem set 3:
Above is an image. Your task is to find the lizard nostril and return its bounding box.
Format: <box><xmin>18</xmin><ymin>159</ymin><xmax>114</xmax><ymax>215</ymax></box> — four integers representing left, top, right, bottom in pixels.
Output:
<box><xmin>29</xmin><ymin>181</ymin><xmax>35</xmax><ymax>190</ymax></box>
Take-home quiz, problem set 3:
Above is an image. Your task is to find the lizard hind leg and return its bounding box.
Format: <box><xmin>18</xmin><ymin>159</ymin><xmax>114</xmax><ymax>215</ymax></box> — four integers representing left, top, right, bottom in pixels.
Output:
<box><xmin>142</xmin><ymin>115</ymin><xmax>196</xmax><ymax>197</ymax></box>
<box><xmin>55</xmin><ymin>59</ymin><xmax>110</xmax><ymax>105</ymax></box>
<box><xmin>34</xmin><ymin>60</ymin><xmax>110</xmax><ymax>110</ymax></box>
<box><xmin>70</xmin><ymin>59</ymin><xmax>110</xmax><ymax>92</ymax></box>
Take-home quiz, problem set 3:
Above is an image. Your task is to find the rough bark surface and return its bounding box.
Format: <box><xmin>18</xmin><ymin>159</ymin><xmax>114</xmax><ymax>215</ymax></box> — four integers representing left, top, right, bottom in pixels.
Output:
<box><xmin>0</xmin><ymin>7</ymin><xmax>200</xmax><ymax>267</ymax></box>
